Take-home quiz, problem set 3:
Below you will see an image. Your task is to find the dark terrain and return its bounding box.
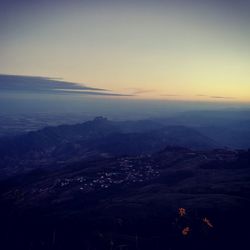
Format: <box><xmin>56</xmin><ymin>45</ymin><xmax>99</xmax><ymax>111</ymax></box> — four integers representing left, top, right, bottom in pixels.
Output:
<box><xmin>0</xmin><ymin>117</ymin><xmax>250</xmax><ymax>250</ymax></box>
<box><xmin>0</xmin><ymin>117</ymin><xmax>216</xmax><ymax>177</ymax></box>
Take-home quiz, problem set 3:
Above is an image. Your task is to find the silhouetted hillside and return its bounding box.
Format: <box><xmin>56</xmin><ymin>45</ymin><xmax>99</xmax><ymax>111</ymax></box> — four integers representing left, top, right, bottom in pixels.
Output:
<box><xmin>0</xmin><ymin>147</ymin><xmax>250</xmax><ymax>250</ymax></box>
<box><xmin>0</xmin><ymin>118</ymin><xmax>216</xmax><ymax>176</ymax></box>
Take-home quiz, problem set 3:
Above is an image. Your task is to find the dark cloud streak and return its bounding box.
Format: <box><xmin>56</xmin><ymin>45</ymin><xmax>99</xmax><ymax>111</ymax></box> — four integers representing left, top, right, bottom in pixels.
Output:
<box><xmin>55</xmin><ymin>89</ymin><xmax>133</xmax><ymax>97</ymax></box>
<box><xmin>0</xmin><ymin>74</ymin><xmax>132</xmax><ymax>97</ymax></box>
<box><xmin>125</xmin><ymin>88</ymin><xmax>155</xmax><ymax>95</ymax></box>
<box><xmin>161</xmin><ymin>94</ymin><xmax>181</xmax><ymax>97</ymax></box>
<box><xmin>196</xmin><ymin>94</ymin><xmax>235</xmax><ymax>99</ymax></box>
<box><xmin>210</xmin><ymin>96</ymin><xmax>235</xmax><ymax>99</ymax></box>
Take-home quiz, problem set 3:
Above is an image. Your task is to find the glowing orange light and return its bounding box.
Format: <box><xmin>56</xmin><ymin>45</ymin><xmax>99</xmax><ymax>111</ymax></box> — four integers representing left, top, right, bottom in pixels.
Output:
<box><xmin>203</xmin><ymin>217</ymin><xmax>214</xmax><ymax>228</ymax></box>
<box><xmin>178</xmin><ymin>208</ymin><xmax>186</xmax><ymax>217</ymax></box>
<box><xmin>182</xmin><ymin>227</ymin><xmax>190</xmax><ymax>236</ymax></box>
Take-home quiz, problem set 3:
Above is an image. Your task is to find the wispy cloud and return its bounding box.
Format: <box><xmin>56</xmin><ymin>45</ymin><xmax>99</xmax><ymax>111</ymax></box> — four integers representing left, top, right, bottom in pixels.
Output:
<box><xmin>196</xmin><ymin>94</ymin><xmax>235</xmax><ymax>99</ymax></box>
<box><xmin>55</xmin><ymin>89</ymin><xmax>133</xmax><ymax>96</ymax></box>
<box><xmin>210</xmin><ymin>96</ymin><xmax>235</xmax><ymax>99</ymax></box>
<box><xmin>0</xmin><ymin>74</ymin><xmax>132</xmax><ymax>97</ymax></box>
<box><xmin>161</xmin><ymin>94</ymin><xmax>181</xmax><ymax>97</ymax></box>
<box><xmin>0</xmin><ymin>74</ymin><xmax>106</xmax><ymax>91</ymax></box>
<box><xmin>196</xmin><ymin>94</ymin><xmax>207</xmax><ymax>97</ymax></box>
<box><xmin>125</xmin><ymin>88</ymin><xmax>155</xmax><ymax>95</ymax></box>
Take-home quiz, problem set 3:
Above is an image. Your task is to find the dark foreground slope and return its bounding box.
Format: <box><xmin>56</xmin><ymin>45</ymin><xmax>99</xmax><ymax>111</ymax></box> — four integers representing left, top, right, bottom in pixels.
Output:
<box><xmin>0</xmin><ymin>147</ymin><xmax>250</xmax><ymax>250</ymax></box>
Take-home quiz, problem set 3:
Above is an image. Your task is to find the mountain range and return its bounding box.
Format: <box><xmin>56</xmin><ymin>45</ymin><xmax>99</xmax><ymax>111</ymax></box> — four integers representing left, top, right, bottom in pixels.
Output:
<box><xmin>0</xmin><ymin>117</ymin><xmax>216</xmax><ymax>177</ymax></box>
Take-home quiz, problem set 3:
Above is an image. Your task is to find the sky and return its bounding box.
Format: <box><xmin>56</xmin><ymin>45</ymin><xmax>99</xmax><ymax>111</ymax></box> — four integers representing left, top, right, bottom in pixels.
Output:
<box><xmin>0</xmin><ymin>0</ymin><xmax>250</xmax><ymax>102</ymax></box>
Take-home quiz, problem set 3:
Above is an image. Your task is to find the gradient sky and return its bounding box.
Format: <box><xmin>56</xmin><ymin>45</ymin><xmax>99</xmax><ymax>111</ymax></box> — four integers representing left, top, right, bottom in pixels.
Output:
<box><xmin>1</xmin><ymin>0</ymin><xmax>250</xmax><ymax>102</ymax></box>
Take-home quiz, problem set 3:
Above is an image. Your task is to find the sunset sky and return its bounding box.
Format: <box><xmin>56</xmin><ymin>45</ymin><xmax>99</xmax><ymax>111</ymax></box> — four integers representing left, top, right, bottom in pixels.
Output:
<box><xmin>1</xmin><ymin>0</ymin><xmax>250</xmax><ymax>102</ymax></box>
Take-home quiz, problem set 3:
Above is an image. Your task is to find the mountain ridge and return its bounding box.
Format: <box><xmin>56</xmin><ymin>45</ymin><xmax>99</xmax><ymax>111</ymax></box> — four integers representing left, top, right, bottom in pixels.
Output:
<box><xmin>0</xmin><ymin>118</ymin><xmax>217</xmax><ymax>177</ymax></box>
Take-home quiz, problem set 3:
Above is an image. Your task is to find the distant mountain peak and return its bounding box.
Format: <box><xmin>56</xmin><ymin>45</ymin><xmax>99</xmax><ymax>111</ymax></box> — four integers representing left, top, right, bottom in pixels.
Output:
<box><xmin>93</xmin><ymin>116</ymin><xmax>108</xmax><ymax>122</ymax></box>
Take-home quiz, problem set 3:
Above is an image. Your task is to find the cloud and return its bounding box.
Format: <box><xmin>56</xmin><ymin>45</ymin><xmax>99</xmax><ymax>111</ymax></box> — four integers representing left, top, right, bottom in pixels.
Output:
<box><xmin>210</xmin><ymin>96</ymin><xmax>235</xmax><ymax>99</ymax></box>
<box><xmin>0</xmin><ymin>74</ymin><xmax>106</xmax><ymax>91</ymax></box>
<box><xmin>161</xmin><ymin>94</ymin><xmax>181</xmax><ymax>97</ymax></box>
<box><xmin>196</xmin><ymin>94</ymin><xmax>207</xmax><ymax>97</ymax></box>
<box><xmin>196</xmin><ymin>94</ymin><xmax>235</xmax><ymax>99</ymax></box>
<box><xmin>54</xmin><ymin>89</ymin><xmax>133</xmax><ymax>96</ymax></box>
<box><xmin>125</xmin><ymin>88</ymin><xmax>155</xmax><ymax>95</ymax></box>
<box><xmin>0</xmin><ymin>74</ymin><xmax>132</xmax><ymax>97</ymax></box>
